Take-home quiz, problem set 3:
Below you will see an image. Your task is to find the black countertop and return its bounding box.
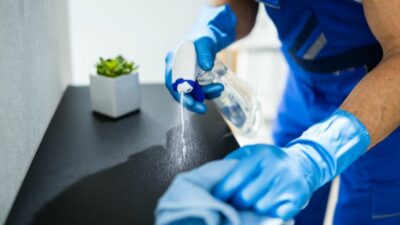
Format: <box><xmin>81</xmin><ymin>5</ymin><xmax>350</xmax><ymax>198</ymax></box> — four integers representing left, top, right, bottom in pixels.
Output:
<box><xmin>6</xmin><ymin>85</ymin><xmax>239</xmax><ymax>225</ymax></box>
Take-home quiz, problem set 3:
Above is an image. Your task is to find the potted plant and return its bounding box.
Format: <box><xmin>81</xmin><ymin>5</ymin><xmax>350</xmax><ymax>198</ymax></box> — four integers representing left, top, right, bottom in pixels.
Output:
<box><xmin>90</xmin><ymin>55</ymin><xmax>140</xmax><ymax>118</ymax></box>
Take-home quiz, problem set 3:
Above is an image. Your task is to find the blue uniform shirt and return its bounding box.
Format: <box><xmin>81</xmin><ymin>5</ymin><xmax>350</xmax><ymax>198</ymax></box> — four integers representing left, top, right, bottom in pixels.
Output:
<box><xmin>259</xmin><ymin>0</ymin><xmax>400</xmax><ymax>224</ymax></box>
<box><xmin>260</xmin><ymin>0</ymin><xmax>382</xmax><ymax>74</ymax></box>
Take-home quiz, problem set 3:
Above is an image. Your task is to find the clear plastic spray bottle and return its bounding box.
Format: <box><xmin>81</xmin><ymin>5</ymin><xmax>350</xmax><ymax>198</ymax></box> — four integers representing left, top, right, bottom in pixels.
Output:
<box><xmin>172</xmin><ymin>41</ymin><xmax>261</xmax><ymax>137</ymax></box>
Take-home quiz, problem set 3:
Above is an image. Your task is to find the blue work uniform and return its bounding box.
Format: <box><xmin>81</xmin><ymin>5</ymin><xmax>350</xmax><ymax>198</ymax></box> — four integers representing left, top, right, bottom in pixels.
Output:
<box><xmin>256</xmin><ymin>0</ymin><xmax>400</xmax><ymax>224</ymax></box>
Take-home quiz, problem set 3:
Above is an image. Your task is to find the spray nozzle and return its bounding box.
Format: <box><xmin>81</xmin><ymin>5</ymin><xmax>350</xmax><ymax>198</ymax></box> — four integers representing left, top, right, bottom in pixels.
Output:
<box><xmin>177</xmin><ymin>81</ymin><xmax>193</xmax><ymax>94</ymax></box>
<box><xmin>171</xmin><ymin>40</ymin><xmax>206</xmax><ymax>102</ymax></box>
<box><xmin>172</xmin><ymin>78</ymin><xmax>205</xmax><ymax>102</ymax></box>
<box><xmin>173</xmin><ymin>79</ymin><xmax>194</xmax><ymax>94</ymax></box>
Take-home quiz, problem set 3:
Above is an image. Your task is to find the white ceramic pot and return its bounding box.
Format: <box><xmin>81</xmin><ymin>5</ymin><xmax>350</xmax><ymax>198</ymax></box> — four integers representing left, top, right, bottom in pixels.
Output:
<box><xmin>90</xmin><ymin>72</ymin><xmax>140</xmax><ymax>118</ymax></box>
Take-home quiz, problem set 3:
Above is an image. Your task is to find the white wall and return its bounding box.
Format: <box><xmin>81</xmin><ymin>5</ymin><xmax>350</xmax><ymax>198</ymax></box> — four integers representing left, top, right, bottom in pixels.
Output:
<box><xmin>69</xmin><ymin>0</ymin><xmax>207</xmax><ymax>85</ymax></box>
<box><xmin>234</xmin><ymin>7</ymin><xmax>288</xmax><ymax>120</ymax></box>
<box><xmin>0</xmin><ymin>0</ymin><xmax>71</xmax><ymax>223</ymax></box>
<box><xmin>68</xmin><ymin>0</ymin><xmax>288</xmax><ymax>116</ymax></box>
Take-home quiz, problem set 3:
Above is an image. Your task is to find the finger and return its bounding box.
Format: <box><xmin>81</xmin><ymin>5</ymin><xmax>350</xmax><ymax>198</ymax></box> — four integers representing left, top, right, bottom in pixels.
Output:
<box><xmin>225</xmin><ymin>144</ymin><xmax>266</xmax><ymax>160</ymax></box>
<box><xmin>273</xmin><ymin>201</ymin><xmax>299</xmax><ymax>221</ymax></box>
<box><xmin>231</xmin><ymin>169</ymin><xmax>276</xmax><ymax>209</ymax></box>
<box><xmin>254</xmin><ymin>186</ymin><xmax>301</xmax><ymax>220</ymax></box>
<box><xmin>202</xmin><ymin>83</ymin><xmax>224</xmax><ymax>95</ymax></box>
<box><xmin>203</xmin><ymin>83</ymin><xmax>224</xmax><ymax>100</ymax></box>
<box><xmin>212</xmin><ymin>154</ymin><xmax>261</xmax><ymax>201</ymax></box>
<box><xmin>194</xmin><ymin>37</ymin><xmax>215</xmax><ymax>71</ymax></box>
<box><xmin>165</xmin><ymin>51</ymin><xmax>174</xmax><ymax>67</ymax></box>
<box><xmin>254</xmin><ymin>179</ymin><xmax>309</xmax><ymax>220</ymax></box>
<box><xmin>224</xmin><ymin>146</ymin><xmax>254</xmax><ymax>160</ymax></box>
<box><xmin>178</xmin><ymin>93</ymin><xmax>207</xmax><ymax>114</ymax></box>
<box><xmin>253</xmin><ymin>178</ymin><xmax>286</xmax><ymax>215</ymax></box>
<box><xmin>172</xmin><ymin>92</ymin><xmax>195</xmax><ymax>109</ymax></box>
<box><xmin>205</xmin><ymin>91</ymin><xmax>222</xmax><ymax>100</ymax></box>
<box><xmin>164</xmin><ymin>56</ymin><xmax>173</xmax><ymax>88</ymax></box>
<box><xmin>190</xmin><ymin>101</ymin><xmax>207</xmax><ymax>114</ymax></box>
<box><xmin>165</xmin><ymin>51</ymin><xmax>187</xmax><ymax>98</ymax></box>
<box><xmin>273</xmin><ymin>188</ymin><xmax>309</xmax><ymax>220</ymax></box>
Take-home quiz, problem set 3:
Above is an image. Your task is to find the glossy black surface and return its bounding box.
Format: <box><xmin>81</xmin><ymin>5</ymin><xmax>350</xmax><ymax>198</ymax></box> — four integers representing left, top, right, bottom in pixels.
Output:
<box><xmin>6</xmin><ymin>85</ymin><xmax>239</xmax><ymax>225</ymax></box>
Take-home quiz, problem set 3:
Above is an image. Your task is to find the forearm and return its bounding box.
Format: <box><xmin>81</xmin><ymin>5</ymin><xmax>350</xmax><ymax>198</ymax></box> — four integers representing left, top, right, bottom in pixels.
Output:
<box><xmin>339</xmin><ymin>0</ymin><xmax>400</xmax><ymax>148</ymax></box>
<box><xmin>211</xmin><ymin>0</ymin><xmax>258</xmax><ymax>40</ymax></box>
<box><xmin>341</xmin><ymin>52</ymin><xmax>400</xmax><ymax>148</ymax></box>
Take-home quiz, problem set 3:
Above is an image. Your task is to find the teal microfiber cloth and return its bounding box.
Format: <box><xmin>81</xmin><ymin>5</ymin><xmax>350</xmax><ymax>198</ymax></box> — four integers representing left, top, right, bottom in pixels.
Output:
<box><xmin>155</xmin><ymin>160</ymin><xmax>294</xmax><ymax>225</ymax></box>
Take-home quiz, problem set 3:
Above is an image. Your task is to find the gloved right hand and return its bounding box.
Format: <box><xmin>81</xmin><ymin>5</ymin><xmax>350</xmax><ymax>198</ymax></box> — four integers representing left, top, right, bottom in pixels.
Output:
<box><xmin>212</xmin><ymin>110</ymin><xmax>371</xmax><ymax>220</ymax></box>
<box><xmin>165</xmin><ymin>4</ymin><xmax>237</xmax><ymax>114</ymax></box>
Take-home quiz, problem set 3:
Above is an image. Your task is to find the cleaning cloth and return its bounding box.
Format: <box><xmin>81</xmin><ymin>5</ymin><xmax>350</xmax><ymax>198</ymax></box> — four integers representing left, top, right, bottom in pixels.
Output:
<box><xmin>155</xmin><ymin>160</ymin><xmax>294</xmax><ymax>225</ymax></box>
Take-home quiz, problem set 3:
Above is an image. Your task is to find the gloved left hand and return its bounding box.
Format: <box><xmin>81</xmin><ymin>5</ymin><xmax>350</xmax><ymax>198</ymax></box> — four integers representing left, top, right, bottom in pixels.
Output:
<box><xmin>165</xmin><ymin>4</ymin><xmax>236</xmax><ymax>114</ymax></box>
<box><xmin>165</xmin><ymin>52</ymin><xmax>224</xmax><ymax>114</ymax></box>
<box><xmin>213</xmin><ymin>109</ymin><xmax>371</xmax><ymax>220</ymax></box>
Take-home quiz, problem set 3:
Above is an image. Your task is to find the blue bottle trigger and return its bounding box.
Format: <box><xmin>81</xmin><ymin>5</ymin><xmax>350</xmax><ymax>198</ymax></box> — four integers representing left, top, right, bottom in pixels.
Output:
<box><xmin>172</xmin><ymin>79</ymin><xmax>205</xmax><ymax>102</ymax></box>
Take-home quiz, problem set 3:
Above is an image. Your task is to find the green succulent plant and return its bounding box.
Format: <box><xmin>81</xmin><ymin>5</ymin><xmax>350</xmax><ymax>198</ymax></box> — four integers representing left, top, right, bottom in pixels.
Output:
<box><xmin>96</xmin><ymin>55</ymin><xmax>138</xmax><ymax>78</ymax></box>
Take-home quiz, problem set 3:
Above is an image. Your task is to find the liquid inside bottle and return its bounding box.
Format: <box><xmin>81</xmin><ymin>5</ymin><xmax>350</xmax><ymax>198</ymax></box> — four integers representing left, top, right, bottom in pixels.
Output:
<box><xmin>197</xmin><ymin>60</ymin><xmax>261</xmax><ymax>136</ymax></box>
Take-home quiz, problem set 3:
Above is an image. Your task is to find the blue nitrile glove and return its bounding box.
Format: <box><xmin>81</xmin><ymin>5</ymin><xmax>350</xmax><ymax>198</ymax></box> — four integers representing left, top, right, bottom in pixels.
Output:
<box><xmin>213</xmin><ymin>109</ymin><xmax>371</xmax><ymax>221</ymax></box>
<box><xmin>165</xmin><ymin>4</ymin><xmax>236</xmax><ymax>114</ymax></box>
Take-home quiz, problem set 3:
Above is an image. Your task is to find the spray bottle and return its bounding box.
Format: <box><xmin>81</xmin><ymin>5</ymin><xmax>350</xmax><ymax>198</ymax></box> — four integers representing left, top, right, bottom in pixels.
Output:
<box><xmin>172</xmin><ymin>41</ymin><xmax>261</xmax><ymax>136</ymax></box>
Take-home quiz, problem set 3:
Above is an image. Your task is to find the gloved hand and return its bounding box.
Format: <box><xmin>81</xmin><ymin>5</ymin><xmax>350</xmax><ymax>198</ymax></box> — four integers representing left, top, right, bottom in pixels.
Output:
<box><xmin>165</xmin><ymin>4</ymin><xmax>237</xmax><ymax>114</ymax></box>
<box><xmin>213</xmin><ymin>109</ymin><xmax>371</xmax><ymax>220</ymax></box>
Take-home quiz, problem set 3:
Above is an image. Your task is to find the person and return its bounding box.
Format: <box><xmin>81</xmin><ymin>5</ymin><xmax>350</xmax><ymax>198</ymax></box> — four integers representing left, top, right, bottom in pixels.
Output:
<box><xmin>164</xmin><ymin>0</ymin><xmax>400</xmax><ymax>224</ymax></box>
